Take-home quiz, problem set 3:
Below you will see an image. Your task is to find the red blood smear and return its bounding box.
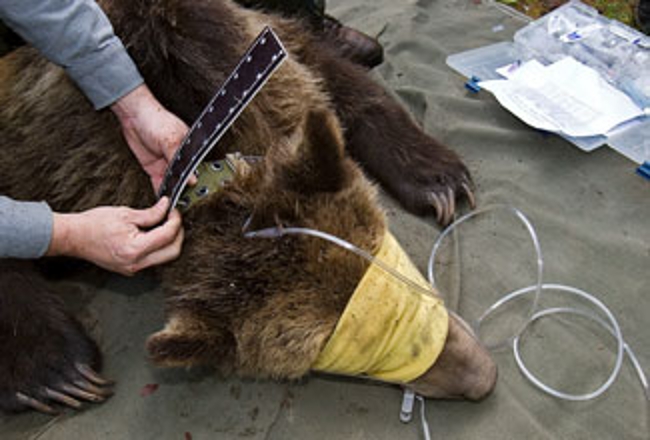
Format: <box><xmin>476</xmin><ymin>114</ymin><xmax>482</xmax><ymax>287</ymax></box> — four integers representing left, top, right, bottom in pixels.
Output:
<box><xmin>140</xmin><ymin>383</ymin><xmax>160</xmax><ymax>397</ymax></box>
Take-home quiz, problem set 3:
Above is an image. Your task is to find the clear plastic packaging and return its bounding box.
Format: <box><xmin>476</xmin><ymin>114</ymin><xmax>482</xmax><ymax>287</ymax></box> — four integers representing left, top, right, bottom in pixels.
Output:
<box><xmin>513</xmin><ymin>0</ymin><xmax>650</xmax><ymax>109</ymax></box>
<box><xmin>446</xmin><ymin>41</ymin><xmax>521</xmax><ymax>82</ymax></box>
<box><xmin>446</xmin><ymin>0</ymin><xmax>650</xmax><ymax>163</ymax></box>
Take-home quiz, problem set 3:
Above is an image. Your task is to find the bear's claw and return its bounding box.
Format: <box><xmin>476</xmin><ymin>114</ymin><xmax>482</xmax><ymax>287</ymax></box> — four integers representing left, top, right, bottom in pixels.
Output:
<box><xmin>15</xmin><ymin>392</ymin><xmax>59</xmax><ymax>415</ymax></box>
<box><xmin>63</xmin><ymin>380</ymin><xmax>113</xmax><ymax>402</ymax></box>
<box><xmin>43</xmin><ymin>387</ymin><xmax>83</xmax><ymax>410</ymax></box>
<box><xmin>429</xmin><ymin>179</ymin><xmax>475</xmax><ymax>226</ymax></box>
<box><xmin>59</xmin><ymin>386</ymin><xmax>106</xmax><ymax>404</ymax></box>
<box><xmin>461</xmin><ymin>181</ymin><xmax>476</xmax><ymax>210</ymax></box>
<box><xmin>76</xmin><ymin>362</ymin><xmax>114</xmax><ymax>386</ymax></box>
<box><xmin>429</xmin><ymin>192</ymin><xmax>445</xmax><ymax>225</ymax></box>
<box><xmin>11</xmin><ymin>365</ymin><xmax>113</xmax><ymax>415</ymax></box>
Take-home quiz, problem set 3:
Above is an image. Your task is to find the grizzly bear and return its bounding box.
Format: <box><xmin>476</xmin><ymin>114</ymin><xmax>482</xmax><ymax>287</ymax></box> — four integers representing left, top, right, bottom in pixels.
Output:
<box><xmin>0</xmin><ymin>0</ymin><xmax>495</xmax><ymax>415</ymax></box>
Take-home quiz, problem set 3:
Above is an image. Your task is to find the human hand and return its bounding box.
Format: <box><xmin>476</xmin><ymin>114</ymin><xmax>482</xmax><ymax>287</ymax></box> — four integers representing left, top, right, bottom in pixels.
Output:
<box><xmin>111</xmin><ymin>84</ymin><xmax>194</xmax><ymax>193</ymax></box>
<box><xmin>47</xmin><ymin>198</ymin><xmax>184</xmax><ymax>276</ymax></box>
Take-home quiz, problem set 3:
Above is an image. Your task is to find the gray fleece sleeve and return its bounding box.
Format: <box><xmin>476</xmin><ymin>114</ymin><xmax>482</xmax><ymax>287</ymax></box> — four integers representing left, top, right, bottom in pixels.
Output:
<box><xmin>0</xmin><ymin>0</ymin><xmax>143</xmax><ymax>109</ymax></box>
<box><xmin>0</xmin><ymin>197</ymin><xmax>53</xmax><ymax>259</ymax></box>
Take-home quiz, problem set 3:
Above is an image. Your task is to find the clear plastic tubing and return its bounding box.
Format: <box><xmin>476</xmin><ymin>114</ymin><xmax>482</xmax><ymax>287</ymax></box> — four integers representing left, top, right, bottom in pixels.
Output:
<box><xmin>245</xmin><ymin>205</ymin><xmax>649</xmax><ymax>402</ymax></box>
<box><xmin>428</xmin><ymin>204</ymin><xmax>649</xmax><ymax>402</ymax></box>
<box><xmin>245</xmin><ymin>226</ymin><xmax>437</xmax><ymax>298</ymax></box>
<box><xmin>427</xmin><ymin>205</ymin><xmax>544</xmax><ymax>351</ymax></box>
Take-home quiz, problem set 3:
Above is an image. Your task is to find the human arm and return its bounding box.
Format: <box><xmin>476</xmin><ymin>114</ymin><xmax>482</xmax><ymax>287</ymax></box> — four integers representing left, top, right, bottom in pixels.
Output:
<box><xmin>110</xmin><ymin>84</ymin><xmax>191</xmax><ymax>192</ymax></box>
<box><xmin>0</xmin><ymin>0</ymin><xmax>142</xmax><ymax>110</ymax></box>
<box><xmin>0</xmin><ymin>0</ymin><xmax>191</xmax><ymax>192</ymax></box>
<box><xmin>1</xmin><ymin>196</ymin><xmax>183</xmax><ymax>274</ymax></box>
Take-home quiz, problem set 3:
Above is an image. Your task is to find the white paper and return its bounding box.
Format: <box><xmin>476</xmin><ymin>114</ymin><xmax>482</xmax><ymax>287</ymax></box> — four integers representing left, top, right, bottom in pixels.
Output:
<box><xmin>480</xmin><ymin>57</ymin><xmax>645</xmax><ymax>138</ymax></box>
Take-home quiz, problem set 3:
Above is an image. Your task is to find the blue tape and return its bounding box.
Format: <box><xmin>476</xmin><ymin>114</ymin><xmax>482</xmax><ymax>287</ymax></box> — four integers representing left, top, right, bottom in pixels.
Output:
<box><xmin>636</xmin><ymin>161</ymin><xmax>650</xmax><ymax>180</ymax></box>
<box><xmin>465</xmin><ymin>76</ymin><xmax>482</xmax><ymax>93</ymax></box>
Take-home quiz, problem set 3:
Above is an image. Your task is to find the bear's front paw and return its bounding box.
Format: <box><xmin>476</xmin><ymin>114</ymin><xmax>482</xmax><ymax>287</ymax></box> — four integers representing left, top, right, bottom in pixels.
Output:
<box><xmin>386</xmin><ymin>144</ymin><xmax>475</xmax><ymax>226</ymax></box>
<box><xmin>0</xmin><ymin>268</ymin><xmax>113</xmax><ymax>415</ymax></box>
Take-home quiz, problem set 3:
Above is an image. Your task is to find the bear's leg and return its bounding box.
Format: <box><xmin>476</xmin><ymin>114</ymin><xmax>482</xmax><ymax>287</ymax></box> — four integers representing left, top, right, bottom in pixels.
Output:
<box><xmin>236</xmin><ymin>0</ymin><xmax>324</xmax><ymax>21</ymax></box>
<box><xmin>301</xmin><ymin>45</ymin><xmax>474</xmax><ymax>225</ymax></box>
<box><xmin>238</xmin><ymin>0</ymin><xmax>383</xmax><ymax>68</ymax></box>
<box><xmin>0</xmin><ymin>261</ymin><xmax>112</xmax><ymax>414</ymax></box>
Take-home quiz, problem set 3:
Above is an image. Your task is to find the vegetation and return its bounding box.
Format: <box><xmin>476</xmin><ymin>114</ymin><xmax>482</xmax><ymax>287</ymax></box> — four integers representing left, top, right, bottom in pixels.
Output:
<box><xmin>497</xmin><ymin>0</ymin><xmax>639</xmax><ymax>28</ymax></box>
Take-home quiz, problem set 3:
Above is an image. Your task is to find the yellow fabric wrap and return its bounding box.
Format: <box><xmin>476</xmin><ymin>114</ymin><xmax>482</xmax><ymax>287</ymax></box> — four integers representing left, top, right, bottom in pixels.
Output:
<box><xmin>312</xmin><ymin>232</ymin><xmax>449</xmax><ymax>383</ymax></box>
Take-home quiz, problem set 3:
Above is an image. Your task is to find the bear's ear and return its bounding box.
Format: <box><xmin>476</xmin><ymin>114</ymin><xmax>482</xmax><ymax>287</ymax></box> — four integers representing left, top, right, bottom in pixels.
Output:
<box><xmin>275</xmin><ymin>109</ymin><xmax>351</xmax><ymax>195</ymax></box>
<box><xmin>146</xmin><ymin>316</ymin><xmax>235</xmax><ymax>368</ymax></box>
<box><xmin>244</xmin><ymin>110</ymin><xmax>352</xmax><ymax>233</ymax></box>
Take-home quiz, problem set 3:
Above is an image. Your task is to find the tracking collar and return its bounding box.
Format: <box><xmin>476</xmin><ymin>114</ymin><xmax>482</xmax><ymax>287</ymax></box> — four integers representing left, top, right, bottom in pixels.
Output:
<box><xmin>175</xmin><ymin>153</ymin><xmax>257</xmax><ymax>212</ymax></box>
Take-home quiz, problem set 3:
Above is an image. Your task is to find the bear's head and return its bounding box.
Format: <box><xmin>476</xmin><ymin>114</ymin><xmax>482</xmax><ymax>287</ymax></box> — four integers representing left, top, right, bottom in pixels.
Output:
<box><xmin>147</xmin><ymin>109</ymin><xmax>497</xmax><ymax>401</ymax></box>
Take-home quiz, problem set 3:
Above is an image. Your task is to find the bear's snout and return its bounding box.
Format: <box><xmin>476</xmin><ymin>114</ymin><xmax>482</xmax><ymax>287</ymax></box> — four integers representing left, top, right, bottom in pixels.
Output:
<box><xmin>405</xmin><ymin>311</ymin><xmax>498</xmax><ymax>401</ymax></box>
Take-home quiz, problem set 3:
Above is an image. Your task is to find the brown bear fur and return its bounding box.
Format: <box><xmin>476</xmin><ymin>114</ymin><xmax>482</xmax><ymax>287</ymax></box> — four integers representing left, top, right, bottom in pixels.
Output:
<box><xmin>0</xmin><ymin>0</ymin><xmax>493</xmax><ymax>413</ymax></box>
<box><xmin>148</xmin><ymin>110</ymin><xmax>386</xmax><ymax>378</ymax></box>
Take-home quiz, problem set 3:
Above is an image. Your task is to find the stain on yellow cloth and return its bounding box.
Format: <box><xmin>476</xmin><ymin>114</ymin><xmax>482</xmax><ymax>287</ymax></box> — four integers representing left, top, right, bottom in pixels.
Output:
<box><xmin>312</xmin><ymin>232</ymin><xmax>449</xmax><ymax>383</ymax></box>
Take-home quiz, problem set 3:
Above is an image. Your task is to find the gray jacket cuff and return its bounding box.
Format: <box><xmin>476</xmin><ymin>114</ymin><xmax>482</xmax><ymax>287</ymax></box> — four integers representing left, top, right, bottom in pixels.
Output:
<box><xmin>0</xmin><ymin>197</ymin><xmax>53</xmax><ymax>259</ymax></box>
<box><xmin>67</xmin><ymin>38</ymin><xmax>144</xmax><ymax>110</ymax></box>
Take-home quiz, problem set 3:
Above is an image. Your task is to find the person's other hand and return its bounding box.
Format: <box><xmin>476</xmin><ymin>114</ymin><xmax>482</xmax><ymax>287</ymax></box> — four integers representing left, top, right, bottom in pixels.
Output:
<box><xmin>47</xmin><ymin>197</ymin><xmax>183</xmax><ymax>275</ymax></box>
<box><xmin>111</xmin><ymin>84</ymin><xmax>192</xmax><ymax>193</ymax></box>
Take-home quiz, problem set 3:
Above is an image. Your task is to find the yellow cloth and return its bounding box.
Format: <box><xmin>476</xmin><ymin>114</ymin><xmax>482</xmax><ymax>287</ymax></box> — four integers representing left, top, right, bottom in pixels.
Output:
<box><xmin>312</xmin><ymin>232</ymin><xmax>449</xmax><ymax>383</ymax></box>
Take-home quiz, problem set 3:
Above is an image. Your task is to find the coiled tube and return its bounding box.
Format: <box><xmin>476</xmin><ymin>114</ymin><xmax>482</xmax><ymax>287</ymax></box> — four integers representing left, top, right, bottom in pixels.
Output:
<box><xmin>245</xmin><ymin>205</ymin><xmax>649</xmax><ymax>402</ymax></box>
